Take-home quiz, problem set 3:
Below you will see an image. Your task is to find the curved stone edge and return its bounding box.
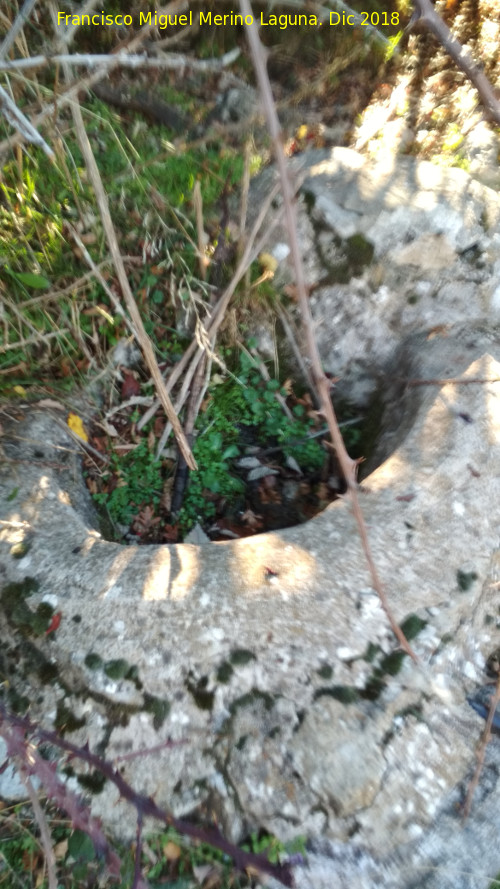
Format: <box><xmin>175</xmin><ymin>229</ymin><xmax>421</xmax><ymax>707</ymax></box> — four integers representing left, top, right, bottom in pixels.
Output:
<box><xmin>1</xmin><ymin>346</ymin><xmax>500</xmax><ymax>888</ymax></box>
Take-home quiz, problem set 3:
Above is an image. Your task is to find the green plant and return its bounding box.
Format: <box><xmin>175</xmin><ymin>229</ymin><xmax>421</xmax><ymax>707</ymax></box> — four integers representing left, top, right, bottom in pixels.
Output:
<box><xmin>242</xmin><ymin>829</ymin><xmax>307</xmax><ymax>864</ymax></box>
<box><xmin>93</xmin><ymin>440</ymin><xmax>164</xmax><ymax>527</ymax></box>
<box><xmin>179</xmin><ymin>424</ymin><xmax>245</xmax><ymax>532</ymax></box>
<box><xmin>0</xmin><ymin>799</ymin><xmax>301</xmax><ymax>889</ymax></box>
<box><xmin>230</xmin><ymin>349</ymin><xmax>325</xmax><ymax>470</ymax></box>
<box><xmin>179</xmin><ymin>347</ymin><xmax>326</xmax><ymax>532</ymax></box>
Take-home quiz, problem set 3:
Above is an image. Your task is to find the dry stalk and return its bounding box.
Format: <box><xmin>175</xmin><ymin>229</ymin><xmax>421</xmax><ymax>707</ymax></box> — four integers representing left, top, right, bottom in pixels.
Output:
<box><xmin>0</xmin><ymin>84</ymin><xmax>54</xmax><ymax>159</ymax></box>
<box><xmin>21</xmin><ymin>774</ymin><xmax>58</xmax><ymax>889</ymax></box>
<box><xmin>405</xmin><ymin>376</ymin><xmax>500</xmax><ymax>387</ymax></box>
<box><xmin>20</xmin><ymin>263</ymin><xmax>115</xmax><ymax>308</ymax></box>
<box><xmin>193</xmin><ymin>180</ymin><xmax>207</xmax><ymax>281</ymax></box>
<box><xmin>0</xmin><ymin>0</ymin><xmax>38</xmax><ymax>59</ymax></box>
<box><xmin>0</xmin><ymin>329</ymin><xmax>69</xmax><ymax>353</ymax></box>
<box><xmin>137</xmin><ymin>181</ymin><xmax>283</xmax><ymax>432</ymax></box>
<box><xmin>410</xmin><ymin>0</ymin><xmax>500</xmax><ymax>124</ymax></box>
<box><xmin>47</xmin><ymin>1</ymin><xmax>196</xmax><ymax>468</ymax></box>
<box><xmin>239</xmin><ymin>0</ymin><xmax>417</xmax><ymax>662</ymax></box>
<box><xmin>0</xmin><ymin>0</ymin><xmax>189</xmax><ymax>157</ymax></box>
<box><xmin>274</xmin><ymin>300</ymin><xmax>316</xmax><ymax>394</ymax></box>
<box><xmin>66</xmin><ymin>225</ymin><xmax>138</xmax><ymax>340</ymax></box>
<box><xmin>71</xmin><ymin>105</ymin><xmax>196</xmax><ymax>467</ymax></box>
<box><xmin>0</xmin><ymin>48</ymin><xmax>241</xmax><ymax>73</ymax></box>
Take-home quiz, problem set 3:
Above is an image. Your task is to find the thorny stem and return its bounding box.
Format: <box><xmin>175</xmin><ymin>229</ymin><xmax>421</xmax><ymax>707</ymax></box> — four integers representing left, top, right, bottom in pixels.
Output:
<box><xmin>409</xmin><ymin>0</ymin><xmax>500</xmax><ymax>125</ymax></box>
<box><xmin>0</xmin><ymin>705</ymin><xmax>294</xmax><ymax>888</ymax></box>
<box><xmin>239</xmin><ymin>0</ymin><xmax>418</xmax><ymax>662</ymax></box>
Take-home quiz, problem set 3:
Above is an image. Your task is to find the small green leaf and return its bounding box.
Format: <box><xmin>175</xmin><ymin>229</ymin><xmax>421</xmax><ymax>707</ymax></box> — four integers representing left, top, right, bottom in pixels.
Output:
<box><xmin>221</xmin><ymin>444</ymin><xmax>239</xmax><ymax>460</ymax></box>
<box><xmin>11</xmin><ymin>271</ymin><xmax>51</xmax><ymax>289</ymax></box>
<box><xmin>457</xmin><ymin>569</ymin><xmax>478</xmax><ymax>591</ymax></box>
<box><xmin>266</xmin><ymin>379</ymin><xmax>280</xmax><ymax>391</ymax></box>
<box><xmin>6</xmin><ymin>487</ymin><xmax>19</xmax><ymax>501</ymax></box>
<box><xmin>68</xmin><ymin>830</ymin><xmax>95</xmax><ymax>862</ymax></box>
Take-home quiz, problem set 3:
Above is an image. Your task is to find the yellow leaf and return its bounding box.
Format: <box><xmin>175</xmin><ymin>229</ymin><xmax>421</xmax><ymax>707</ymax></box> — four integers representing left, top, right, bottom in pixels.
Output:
<box><xmin>53</xmin><ymin>839</ymin><xmax>68</xmax><ymax>860</ymax></box>
<box><xmin>163</xmin><ymin>840</ymin><xmax>182</xmax><ymax>861</ymax></box>
<box><xmin>13</xmin><ymin>385</ymin><xmax>27</xmax><ymax>397</ymax></box>
<box><xmin>258</xmin><ymin>252</ymin><xmax>279</xmax><ymax>273</ymax></box>
<box><xmin>67</xmin><ymin>412</ymin><xmax>88</xmax><ymax>442</ymax></box>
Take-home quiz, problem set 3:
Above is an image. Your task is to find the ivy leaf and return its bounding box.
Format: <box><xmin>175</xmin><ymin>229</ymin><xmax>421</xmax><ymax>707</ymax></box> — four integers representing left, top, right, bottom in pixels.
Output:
<box><xmin>67</xmin><ymin>412</ymin><xmax>88</xmax><ymax>442</ymax></box>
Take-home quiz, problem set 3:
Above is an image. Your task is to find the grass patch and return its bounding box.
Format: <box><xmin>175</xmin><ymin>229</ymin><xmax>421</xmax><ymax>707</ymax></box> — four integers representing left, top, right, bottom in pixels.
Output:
<box><xmin>0</xmin><ymin>799</ymin><xmax>304</xmax><ymax>889</ymax></box>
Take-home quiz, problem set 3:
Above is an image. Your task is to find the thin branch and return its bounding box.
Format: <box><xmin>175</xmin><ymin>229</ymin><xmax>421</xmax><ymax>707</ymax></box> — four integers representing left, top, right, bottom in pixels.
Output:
<box><xmin>268</xmin><ymin>0</ymin><xmax>392</xmax><ymax>47</ymax></box>
<box><xmin>0</xmin><ymin>0</ymin><xmax>188</xmax><ymax>156</ymax></box>
<box><xmin>274</xmin><ymin>301</ymin><xmax>316</xmax><ymax>394</ymax></box>
<box><xmin>409</xmin><ymin>0</ymin><xmax>500</xmax><ymax>124</ymax></box>
<box><xmin>0</xmin><ymin>85</ymin><xmax>54</xmax><ymax>159</ymax></box>
<box><xmin>21</xmin><ymin>774</ymin><xmax>58</xmax><ymax>889</ymax></box>
<box><xmin>0</xmin><ymin>705</ymin><xmax>294</xmax><ymax>888</ymax></box>
<box><xmin>0</xmin><ymin>0</ymin><xmax>38</xmax><ymax>59</ymax></box>
<box><xmin>403</xmin><ymin>376</ymin><xmax>500</xmax><ymax>387</ymax></box>
<box><xmin>193</xmin><ymin>180</ymin><xmax>207</xmax><ymax>280</ymax></box>
<box><xmin>19</xmin><ymin>262</ymin><xmax>117</xmax><ymax>307</ymax></box>
<box><xmin>240</xmin><ymin>0</ymin><xmax>417</xmax><ymax>662</ymax></box>
<box><xmin>0</xmin><ymin>329</ymin><xmax>68</xmax><ymax>353</ymax></box>
<box><xmin>133</xmin><ymin>812</ymin><xmax>146</xmax><ymax>889</ymax></box>
<box><xmin>68</xmin><ymin>93</ymin><xmax>197</xmax><ymax>468</ymax></box>
<box><xmin>54</xmin><ymin>416</ymin><xmax>110</xmax><ymax>465</ymax></box>
<box><xmin>66</xmin><ymin>225</ymin><xmax>139</xmax><ymax>341</ymax></box>
<box><xmin>0</xmin><ymin>716</ymin><xmax>122</xmax><ymax>877</ymax></box>
<box><xmin>0</xmin><ymin>48</ymin><xmax>240</xmax><ymax>73</ymax></box>
<box><xmin>463</xmin><ymin>677</ymin><xmax>500</xmax><ymax>819</ymax></box>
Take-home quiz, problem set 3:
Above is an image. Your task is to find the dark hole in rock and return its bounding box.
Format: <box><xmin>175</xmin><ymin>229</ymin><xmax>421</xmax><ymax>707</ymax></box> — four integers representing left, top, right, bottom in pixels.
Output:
<box><xmin>84</xmin><ymin>389</ymin><xmax>381</xmax><ymax>546</ymax></box>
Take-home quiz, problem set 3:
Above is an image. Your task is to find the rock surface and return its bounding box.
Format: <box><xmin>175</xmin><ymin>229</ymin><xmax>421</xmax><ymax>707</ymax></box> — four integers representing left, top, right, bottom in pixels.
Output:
<box><xmin>2</xmin><ymin>148</ymin><xmax>500</xmax><ymax>889</ymax></box>
<box><xmin>251</xmin><ymin>147</ymin><xmax>500</xmax><ymax>406</ymax></box>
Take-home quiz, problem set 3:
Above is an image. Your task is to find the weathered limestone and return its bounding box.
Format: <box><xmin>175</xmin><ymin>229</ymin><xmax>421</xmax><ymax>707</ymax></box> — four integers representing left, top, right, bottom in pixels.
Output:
<box><xmin>2</xmin><ymin>146</ymin><xmax>500</xmax><ymax>888</ymax></box>
<box><xmin>251</xmin><ymin>147</ymin><xmax>500</xmax><ymax>406</ymax></box>
<box><xmin>1</xmin><ymin>329</ymin><xmax>500</xmax><ymax>887</ymax></box>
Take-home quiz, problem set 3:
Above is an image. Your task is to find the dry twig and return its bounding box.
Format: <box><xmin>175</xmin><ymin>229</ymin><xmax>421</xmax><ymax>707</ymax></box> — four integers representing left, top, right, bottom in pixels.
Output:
<box><xmin>21</xmin><ymin>774</ymin><xmax>58</xmax><ymax>889</ymax></box>
<box><xmin>46</xmin><ymin>0</ymin><xmax>196</xmax><ymax>467</ymax></box>
<box><xmin>0</xmin><ymin>0</ymin><xmax>38</xmax><ymax>59</ymax></box>
<box><xmin>0</xmin><ymin>48</ymin><xmax>240</xmax><ymax>73</ymax></box>
<box><xmin>0</xmin><ymin>84</ymin><xmax>54</xmax><ymax>159</ymax></box>
<box><xmin>137</xmin><ymin>181</ymin><xmax>284</xmax><ymax>434</ymax></box>
<box><xmin>463</xmin><ymin>676</ymin><xmax>500</xmax><ymax>820</ymax></box>
<box><xmin>239</xmin><ymin>0</ymin><xmax>417</xmax><ymax>661</ymax></box>
<box><xmin>409</xmin><ymin>0</ymin><xmax>500</xmax><ymax>124</ymax></box>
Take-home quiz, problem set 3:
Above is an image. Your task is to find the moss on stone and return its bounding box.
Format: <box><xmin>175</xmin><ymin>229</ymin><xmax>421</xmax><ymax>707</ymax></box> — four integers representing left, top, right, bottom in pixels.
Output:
<box><xmin>76</xmin><ymin>771</ymin><xmax>106</xmax><ymax>794</ymax></box>
<box><xmin>186</xmin><ymin>674</ymin><xmax>215</xmax><ymax>712</ymax></box>
<box><xmin>143</xmin><ymin>694</ymin><xmax>171</xmax><ymax>729</ymax></box>
<box><xmin>229</xmin><ymin>649</ymin><xmax>256</xmax><ymax>666</ymax></box>
<box><xmin>55</xmin><ymin>703</ymin><xmax>86</xmax><ymax>734</ymax></box>
<box><xmin>399</xmin><ymin>614</ymin><xmax>427</xmax><ymax>641</ymax></box>
<box><xmin>85</xmin><ymin>652</ymin><xmax>104</xmax><ymax>671</ymax></box>
<box><xmin>104</xmin><ymin>658</ymin><xmax>133</xmax><ymax>680</ymax></box>
<box><xmin>216</xmin><ymin>661</ymin><xmax>234</xmax><ymax>683</ymax></box>
<box><xmin>457</xmin><ymin>569</ymin><xmax>478</xmax><ymax>592</ymax></box>
<box><xmin>313</xmin><ymin>685</ymin><xmax>359</xmax><ymax>704</ymax></box>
